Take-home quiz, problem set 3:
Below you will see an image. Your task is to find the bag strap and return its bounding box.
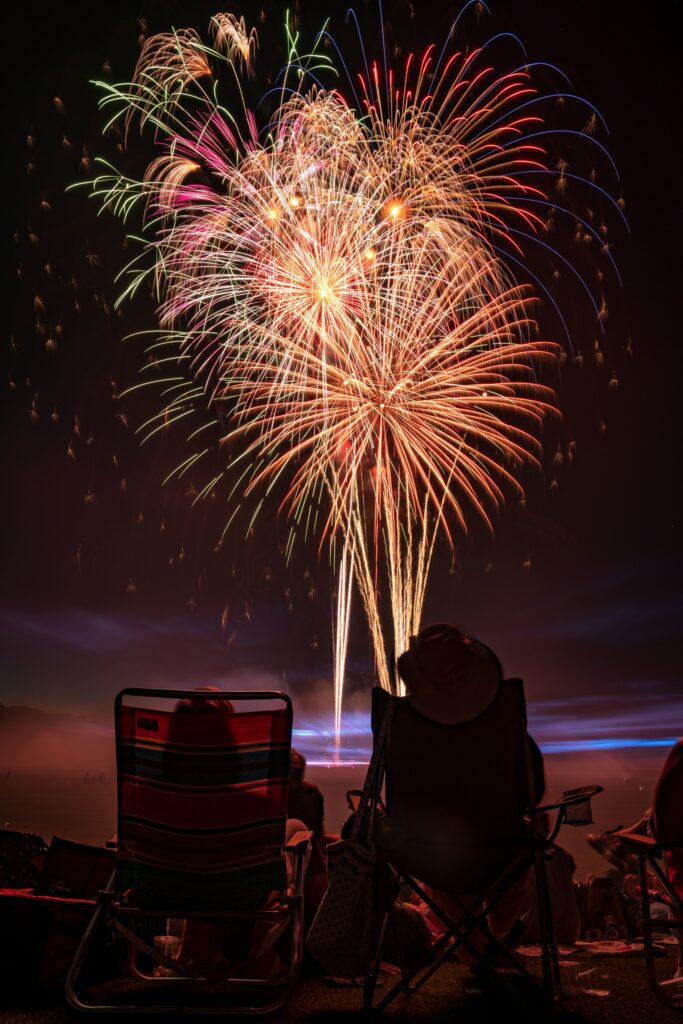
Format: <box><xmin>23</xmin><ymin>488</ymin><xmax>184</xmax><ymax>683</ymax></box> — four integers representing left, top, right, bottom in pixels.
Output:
<box><xmin>351</xmin><ymin>697</ymin><xmax>393</xmax><ymax>843</ymax></box>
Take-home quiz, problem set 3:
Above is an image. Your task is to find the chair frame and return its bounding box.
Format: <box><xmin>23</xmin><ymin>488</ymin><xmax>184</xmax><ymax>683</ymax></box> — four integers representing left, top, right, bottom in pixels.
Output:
<box><xmin>361</xmin><ymin>681</ymin><xmax>602</xmax><ymax>1014</ymax></box>
<box><xmin>364</xmin><ymin>791</ymin><xmax>599</xmax><ymax>1013</ymax></box>
<box><xmin>613</xmin><ymin>828</ymin><xmax>683</xmax><ymax>1006</ymax></box>
<box><xmin>66</xmin><ymin>688</ymin><xmax>311</xmax><ymax>1015</ymax></box>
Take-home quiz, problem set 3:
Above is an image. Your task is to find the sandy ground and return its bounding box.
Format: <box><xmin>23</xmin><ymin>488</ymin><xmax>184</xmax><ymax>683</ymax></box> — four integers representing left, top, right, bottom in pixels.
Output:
<box><xmin>1</xmin><ymin>947</ymin><xmax>681</xmax><ymax>1024</ymax></box>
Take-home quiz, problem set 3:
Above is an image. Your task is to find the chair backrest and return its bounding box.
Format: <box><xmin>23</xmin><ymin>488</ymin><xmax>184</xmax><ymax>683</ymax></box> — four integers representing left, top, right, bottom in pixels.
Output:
<box><xmin>115</xmin><ymin>689</ymin><xmax>292</xmax><ymax>909</ymax></box>
<box><xmin>652</xmin><ymin>737</ymin><xmax>683</xmax><ymax>848</ymax></box>
<box><xmin>381</xmin><ymin>678</ymin><xmax>539</xmax><ymax>848</ymax></box>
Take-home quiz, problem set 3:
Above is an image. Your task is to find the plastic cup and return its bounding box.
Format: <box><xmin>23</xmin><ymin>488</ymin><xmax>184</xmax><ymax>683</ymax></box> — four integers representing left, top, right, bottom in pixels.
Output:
<box><xmin>558</xmin><ymin>960</ymin><xmax>581</xmax><ymax>999</ymax></box>
<box><xmin>577</xmin><ymin>968</ymin><xmax>610</xmax><ymax>997</ymax></box>
<box><xmin>153</xmin><ymin>934</ymin><xmax>182</xmax><ymax>977</ymax></box>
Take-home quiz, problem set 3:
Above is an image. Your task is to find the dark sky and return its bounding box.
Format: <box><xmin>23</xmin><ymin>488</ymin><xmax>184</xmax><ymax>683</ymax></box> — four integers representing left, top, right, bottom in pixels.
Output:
<box><xmin>1</xmin><ymin>0</ymin><xmax>681</xmax><ymax>756</ymax></box>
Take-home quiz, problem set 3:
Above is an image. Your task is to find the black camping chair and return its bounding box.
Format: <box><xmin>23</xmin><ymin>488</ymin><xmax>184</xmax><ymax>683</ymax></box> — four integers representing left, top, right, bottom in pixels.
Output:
<box><xmin>362</xmin><ymin>679</ymin><xmax>602</xmax><ymax>1014</ymax></box>
<box><xmin>613</xmin><ymin>738</ymin><xmax>683</xmax><ymax>1006</ymax></box>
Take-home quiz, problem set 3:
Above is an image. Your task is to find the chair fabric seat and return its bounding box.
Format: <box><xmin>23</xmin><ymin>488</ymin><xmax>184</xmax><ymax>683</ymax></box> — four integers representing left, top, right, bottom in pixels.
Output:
<box><xmin>116</xmin><ymin>703</ymin><xmax>291</xmax><ymax>909</ymax></box>
<box><xmin>373</xmin><ymin>821</ymin><xmax>529</xmax><ymax>894</ymax></box>
<box><xmin>371</xmin><ymin>682</ymin><xmax>543</xmax><ymax>893</ymax></box>
<box><xmin>65</xmin><ymin>689</ymin><xmax>310</xmax><ymax>1015</ymax></box>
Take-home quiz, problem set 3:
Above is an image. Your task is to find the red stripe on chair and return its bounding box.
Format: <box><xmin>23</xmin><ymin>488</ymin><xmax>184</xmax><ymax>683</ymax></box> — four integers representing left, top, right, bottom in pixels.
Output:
<box><xmin>118</xmin><ymin>821</ymin><xmax>284</xmax><ymax>869</ymax></box>
<box><xmin>119</xmin><ymin>779</ymin><xmax>288</xmax><ymax>829</ymax></box>
<box><xmin>118</xmin><ymin>706</ymin><xmax>291</xmax><ymax>747</ymax></box>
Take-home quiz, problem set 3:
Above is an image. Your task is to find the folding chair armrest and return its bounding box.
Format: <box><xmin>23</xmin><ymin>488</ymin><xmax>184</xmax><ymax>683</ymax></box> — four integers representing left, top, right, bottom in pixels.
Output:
<box><xmin>283</xmin><ymin>830</ymin><xmax>312</xmax><ymax>899</ymax></box>
<box><xmin>611</xmin><ymin>830</ymin><xmax>661</xmax><ymax>856</ymax></box>
<box><xmin>283</xmin><ymin>829</ymin><xmax>313</xmax><ymax>853</ymax></box>
<box><xmin>532</xmin><ymin>784</ymin><xmax>604</xmax><ymax>813</ymax></box>
<box><xmin>528</xmin><ymin>785</ymin><xmax>603</xmax><ymax>842</ymax></box>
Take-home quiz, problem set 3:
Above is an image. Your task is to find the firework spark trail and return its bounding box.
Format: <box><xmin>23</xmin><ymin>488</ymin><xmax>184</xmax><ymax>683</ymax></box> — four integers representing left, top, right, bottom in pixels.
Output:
<box><xmin>83</xmin><ymin>7</ymin><xmax>619</xmax><ymax>735</ymax></box>
<box><xmin>135</xmin><ymin>82</ymin><xmax>559</xmax><ymax>711</ymax></box>
<box><xmin>332</xmin><ymin>535</ymin><xmax>354</xmax><ymax>748</ymax></box>
<box><xmin>211</xmin><ymin>13</ymin><xmax>258</xmax><ymax>76</ymax></box>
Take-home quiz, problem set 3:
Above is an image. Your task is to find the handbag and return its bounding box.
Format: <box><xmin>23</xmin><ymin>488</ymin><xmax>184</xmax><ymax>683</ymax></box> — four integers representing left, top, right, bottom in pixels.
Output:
<box><xmin>306</xmin><ymin>700</ymin><xmax>393</xmax><ymax>979</ymax></box>
<box><xmin>0</xmin><ymin>829</ymin><xmax>48</xmax><ymax>887</ymax></box>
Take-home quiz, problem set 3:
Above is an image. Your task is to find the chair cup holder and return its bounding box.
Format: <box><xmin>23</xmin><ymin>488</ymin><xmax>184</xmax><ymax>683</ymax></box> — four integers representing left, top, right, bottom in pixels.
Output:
<box><xmin>565</xmin><ymin>799</ymin><xmax>593</xmax><ymax>826</ymax></box>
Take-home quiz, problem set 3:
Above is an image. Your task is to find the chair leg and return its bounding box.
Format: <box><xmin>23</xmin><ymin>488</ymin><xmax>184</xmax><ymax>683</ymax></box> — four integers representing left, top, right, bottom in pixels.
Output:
<box><xmin>534</xmin><ymin>846</ymin><xmax>559</xmax><ymax>1005</ymax></box>
<box><xmin>67</xmin><ymin>886</ymin><xmax>306</xmax><ymax>1016</ymax></box>
<box><xmin>409</xmin><ymin>935</ymin><xmax>452</xmax><ymax>993</ymax></box>
<box><xmin>371</xmin><ymin>878</ymin><xmax>458</xmax><ymax>1009</ymax></box>
<box><xmin>374</xmin><ymin>925</ymin><xmax>456</xmax><ymax>1012</ymax></box>
<box><xmin>363</xmin><ymin>912</ymin><xmax>389</xmax><ymax>1011</ymax></box>
<box><xmin>372</xmin><ymin>863</ymin><xmax>550</xmax><ymax>1014</ymax></box>
<box><xmin>374</xmin><ymin>886</ymin><xmax>532</xmax><ymax>1014</ymax></box>
<box><xmin>379</xmin><ymin>916</ymin><xmax>531</xmax><ymax>1014</ymax></box>
<box><xmin>407</xmin><ymin>895</ymin><xmax>475</xmax><ymax>995</ymax></box>
<box><xmin>412</xmin><ymin>873</ymin><xmax>536</xmax><ymax>988</ymax></box>
<box><xmin>387</xmin><ymin>903</ymin><xmax>412</xmax><ymax>994</ymax></box>
<box><xmin>64</xmin><ymin>896</ymin><xmax>110</xmax><ymax>1011</ymax></box>
<box><xmin>640</xmin><ymin>855</ymin><xmax>663</xmax><ymax>999</ymax></box>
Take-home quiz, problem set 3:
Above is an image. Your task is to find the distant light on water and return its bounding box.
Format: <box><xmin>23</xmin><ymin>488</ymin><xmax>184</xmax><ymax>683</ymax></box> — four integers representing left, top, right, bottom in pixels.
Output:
<box><xmin>291</xmin><ymin>712</ymin><xmax>680</xmax><ymax>766</ymax></box>
<box><xmin>307</xmin><ymin>760</ymin><xmax>372</xmax><ymax>767</ymax></box>
<box><xmin>540</xmin><ymin>736</ymin><xmax>679</xmax><ymax>754</ymax></box>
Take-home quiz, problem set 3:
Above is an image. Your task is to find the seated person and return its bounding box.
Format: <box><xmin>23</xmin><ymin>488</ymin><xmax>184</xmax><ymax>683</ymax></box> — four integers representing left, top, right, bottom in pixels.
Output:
<box><xmin>288</xmin><ymin>750</ymin><xmax>324</xmax><ymax>837</ymax></box>
<box><xmin>589</xmin><ymin>736</ymin><xmax>683</xmax><ymax>980</ymax></box>
<box><xmin>287</xmin><ymin>749</ymin><xmax>330</xmax><ymax>926</ymax></box>
<box><xmin>371</xmin><ymin>624</ymin><xmax>545</xmax><ymax>964</ymax></box>
<box><xmin>174</xmin><ymin>687</ymin><xmax>235</xmax><ymax>716</ymax></box>
<box><xmin>170</xmin><ymin>689</ymin><xmax>306</xmax><ymax>980</ymax></box>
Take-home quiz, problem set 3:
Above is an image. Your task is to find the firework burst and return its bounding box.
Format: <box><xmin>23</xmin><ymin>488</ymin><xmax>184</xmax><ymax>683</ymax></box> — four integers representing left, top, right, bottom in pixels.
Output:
<box><xmin>82</xmin><ymin>5</ymin><xmax>619</xmax><ymax>727</ymax></box>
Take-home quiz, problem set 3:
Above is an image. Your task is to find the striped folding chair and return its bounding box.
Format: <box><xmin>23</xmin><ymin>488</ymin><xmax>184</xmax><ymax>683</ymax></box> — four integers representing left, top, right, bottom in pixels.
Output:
<box><xmin>66</xmin><ymin>689</ymin><xmax>311</xmax><ymax>1015</ymax></box>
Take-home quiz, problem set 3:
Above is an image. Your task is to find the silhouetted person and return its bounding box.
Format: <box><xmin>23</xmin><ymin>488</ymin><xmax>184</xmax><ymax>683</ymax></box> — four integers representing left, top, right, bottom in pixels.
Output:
<box><xmin>173</xmin><ymin>687</ymin><xmax>235</xmax><ymax>716</ymax></box>
<box><xmin>287</xmin><ymin>749</ymin><xmax>331</xmax><ymax>930</ymax></box>
<box><xmin>170</xmin><ymin>687</ymin><xmax>308</xmax><ymax>980</ymax></box>
<box><xmin>591</xmin><ymin>736</ymin><xmax>683</xmax><ymax>979</ymax></box>
<box><xmin>371</xmin><ymin>624</ymin><xmax>545</xmax><ymax>964</ymax></box>
<box><xmin>287</xmin><ymin>750</ymin><xmax>324</xmax><ymax>837</ymax></box>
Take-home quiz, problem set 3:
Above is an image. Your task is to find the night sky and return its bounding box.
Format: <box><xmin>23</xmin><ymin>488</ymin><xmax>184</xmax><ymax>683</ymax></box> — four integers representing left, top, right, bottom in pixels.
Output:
<box><xmin>1</xmin><ymin>1</ymin><xmax>680</xmax><ymax>761</ymax></box>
